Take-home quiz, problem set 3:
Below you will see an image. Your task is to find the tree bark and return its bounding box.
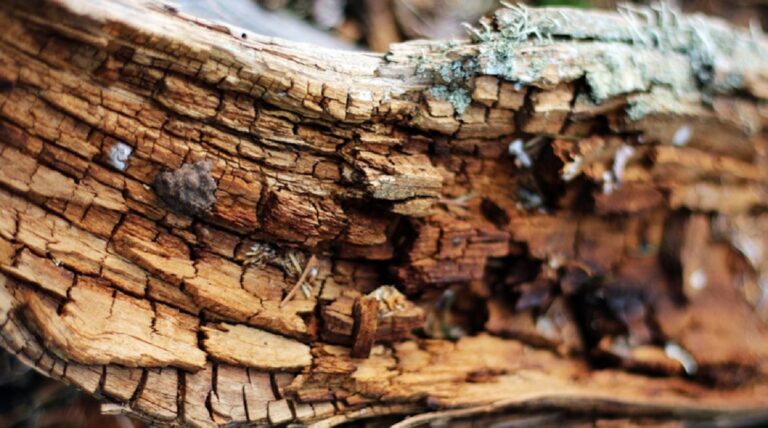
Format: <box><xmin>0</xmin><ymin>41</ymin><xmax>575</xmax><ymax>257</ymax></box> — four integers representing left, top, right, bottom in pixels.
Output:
<box><xmin>1</xmin><ymin>0</ymin><xmax>768</xmax><ymax>426</ymax></box>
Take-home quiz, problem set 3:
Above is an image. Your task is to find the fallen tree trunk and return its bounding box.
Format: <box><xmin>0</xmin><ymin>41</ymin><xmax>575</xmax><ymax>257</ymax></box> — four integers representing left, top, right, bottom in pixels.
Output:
<box><xmin>1</xmin><ymin>0</ymin><xmax>768</xmax><ymax>426</ymax></box>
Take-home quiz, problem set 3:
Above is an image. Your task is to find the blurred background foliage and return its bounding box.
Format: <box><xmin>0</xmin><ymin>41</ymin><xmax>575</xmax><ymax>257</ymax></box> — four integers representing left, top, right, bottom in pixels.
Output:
<box><xmin>2</xmin><ymin>0</ymin><xmax>767</xmax><ymax>426</ymax></box>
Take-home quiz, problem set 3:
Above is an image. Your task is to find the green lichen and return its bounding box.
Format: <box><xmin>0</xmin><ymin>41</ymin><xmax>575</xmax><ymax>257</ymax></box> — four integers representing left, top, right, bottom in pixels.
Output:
<box><xmin>617</xmin><ymin>3</ymin><xmax>715</xmax><ymax>88</ymax></box>
<box><xmin>429</xmin><ymin>85</ymin><xmax>472</xmax><ymax>115</ymax></box>
<box><xmin>470</xmin><ymin>3</ymin><xmax>565</xmax><ymax>83</ymax></box>
<box><xmin>624</xmin><ymin>86</ymin><xmax>697</xmax><ymax>121</ymax></box>
<box><xmin>615</xmin><ymin>2</ymin><xmax>766</xmax><ymax>96</ymax></box>
<box><xmin>421</xmin><ymin>4</ymin><xmax>561</xmax><ymax>116</ymax></box>
<box><xmin>437</xmin><ymin>57</ymin><xmax>479</xmax><ymax>85</ymax></box>
<box><xmin>468</xmin><ymin>3</ymin><xmax>564</xmax><ymax>44</ymax></box>
<box><xmin>419</xmin><ymin>1</ymin><xmax>764</xmax><ymax>118</ymax></box>
<box><xmin>415</xmin><ymin>54</ymin><xmax>432</xmax><ymax>77</ymax></box>
<box><xmin>584</xmin><ymin>51</ymin><xmax>651</xmax><ymax>103</ymax></box>
<box><xmin>479</xmin><ymin>40</ymin><xmax>517</xmax><ymax>80</ymax></box>
<box><xmin>430</xmin><ymin>56</ymin><xmax>478</xmax><ymax>115</ymax></box>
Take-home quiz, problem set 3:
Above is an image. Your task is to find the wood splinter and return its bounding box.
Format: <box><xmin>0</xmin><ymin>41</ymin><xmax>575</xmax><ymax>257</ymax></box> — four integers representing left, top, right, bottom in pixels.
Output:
<box><xmin>351</xmin><ymin>296</ymin><xmax>379</xmax><ymax>358</ymax></box>
<box><xmin>279</xmin><ymin>254</ymin><xmax>318</xmax><ymax>307</ymax></box>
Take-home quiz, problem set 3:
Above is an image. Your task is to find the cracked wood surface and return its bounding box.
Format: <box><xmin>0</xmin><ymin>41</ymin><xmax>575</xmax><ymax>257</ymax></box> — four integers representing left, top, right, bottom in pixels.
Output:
<box><xmin>1</xmin><ymin>0</ymin><xmax>768</xmax><ymax>426</ymax></box>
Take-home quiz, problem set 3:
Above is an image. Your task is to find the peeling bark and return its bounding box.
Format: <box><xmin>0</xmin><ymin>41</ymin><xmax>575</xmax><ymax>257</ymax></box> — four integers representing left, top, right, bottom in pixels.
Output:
<box><xmin>1</xmin><ymin>0</ymin><xmax>768</xmax><ymax>426</ymax></box>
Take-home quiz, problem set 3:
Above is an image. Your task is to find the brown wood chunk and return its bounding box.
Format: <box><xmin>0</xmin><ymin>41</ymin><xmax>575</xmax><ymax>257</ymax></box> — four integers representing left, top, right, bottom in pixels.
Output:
<box><xmin>2</xmin><ymin>248</ymin><xmax>74</xmax><ymax>298</ymax></box>
<box><xmin>351</xmin><ymin>296</ymin><xmax>379</xmax><ymax>358</ymax></box>
<box><xmin>267</xmin><ymin>399</ymin><xmax>294</xmax><ymax>424</ymax></box>
<box><xmin>182</xmin><ymin>363</ymin><xmax>216</xmax><ymax>428</ymax></box>
<box><xmin>63</xmin><ymin>362</ymin><xmax>103</xmax><ymax>394</ymax></box>
<box><xmin>21</xmin><ymin>278</ymin><xmax>206</xmax><ymax>371</ymax></box>
<box><xmin>134</xmin><ymin>368</ymin><xmax>178</xmax><ymax>421</ymax></box>
<box><xmin>210</xmin><ymin>365</ymin><xmax>249</xmax><ymax>424</ymax></box>
<box><xmin>103</xmin><ymin>365</ymin><xmax>143</xmax><ymax>401</ymax></box>
<box><xmin>202</xmin><ymin>323</ymin><xmax>312</xmax><ymax>371</ymax></box>
<box><xmin>243</xmin><ymin>370</ymin><xmax>275</xmax><ymax>423</ymax></box>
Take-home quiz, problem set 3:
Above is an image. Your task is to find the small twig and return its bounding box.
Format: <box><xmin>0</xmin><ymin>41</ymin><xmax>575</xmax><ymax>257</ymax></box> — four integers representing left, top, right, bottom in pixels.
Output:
<box><xmin>301</xmin><ymin>282</ymin><xmax>313</xmax><ymax>298</ymax></box>
<box><xmin>288</xmin><ymin>251</ymin><xmax>301</xmax><ymax>271</ymax></box>
<box><xmin>280</xmin><ymin>254</ymin><xmax>318</xmax><ymax>307</ymax></box>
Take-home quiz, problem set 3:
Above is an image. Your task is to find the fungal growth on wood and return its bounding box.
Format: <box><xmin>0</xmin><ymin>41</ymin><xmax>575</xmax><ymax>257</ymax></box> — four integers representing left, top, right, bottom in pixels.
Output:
<box><xmin>153</xmin><ymin>160</ymin><xmax>217</xmax><ymax>217</ymax></box>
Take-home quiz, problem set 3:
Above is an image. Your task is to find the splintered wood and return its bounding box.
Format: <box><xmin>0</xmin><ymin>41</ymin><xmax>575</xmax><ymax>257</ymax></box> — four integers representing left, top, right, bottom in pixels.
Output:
<box><xmin>1</xmin><ymin>0</ymin><xmax>768</xmax><ymax>426</ymax></box>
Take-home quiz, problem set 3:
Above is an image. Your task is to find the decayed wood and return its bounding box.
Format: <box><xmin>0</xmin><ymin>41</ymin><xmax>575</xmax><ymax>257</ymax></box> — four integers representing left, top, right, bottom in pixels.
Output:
<box><xmin>350</xmin><ymin>296</ymin><xmax>378</xmax><ymax>358</ymax></box>
<box><xmin>1</xmin><ymin>0</ymin><xmax>768</xmax><ymax>426</ymax></box>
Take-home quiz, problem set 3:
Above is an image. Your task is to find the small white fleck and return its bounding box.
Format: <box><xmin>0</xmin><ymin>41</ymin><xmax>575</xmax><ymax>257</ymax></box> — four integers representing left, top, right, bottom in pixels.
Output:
<box><xmin>547</xmin><ymin>256</ymin><xmax>563</xmax><ymax>269</ymax></box>
<box><xmin>612</xmin><ymin>144</ymin><xmax>635</xmax><ymax>184</ymax></box>
<box><xmin>447</xmin><ymin>326</ymin><xmax>467</xmax><ymax>339</ymax></box>
<box><xmin>107</xmin><ymin>142</ymin><xmax>133</xmax><ymax>171</ymax></box>
<box><xmin>508</xmin><ymin>139</ymin><xmax>532</xmax><ymax>168</ymax></box>
<box><xmin>513</xmin><ymin>82</ymin><xmax>523</xmax><ymax>91</ymax></box>
<box><xmin>609</xmin><ymin>336</ymin><xmax>632</xmax><ymax>358</ymax></box>
<box><xmin>602</xmin><ymin>170</ymin><xmax>616</xmax><ymax>195</ymax></box>
<box><xmin>561</xmin><ymin>155</ymin><xmax>583</xmax><ymax>181</ymax></box>
<box><xmin>350</xmin><ymin>89</ymin><xmax>373</xmax><ymax>102</ymax></box>
<box><xmin>689</xmin><ymin>269</ymin><xmax>707</xmax><ymax>291</ymax></box>
<box><xmin>732</xmin><ymin>235</ymin><xmax>763</xmax><ymax>267</ymax></box>
<box><xmin>535</xmin><ymin>316</ymin><xmax>557</xmax><ymax>338</ymax></box>
<box><xmin>672</xmin><ymin>125</ymin><xmax>692</xmax><ymax>147</ymax></box>
<box><xmin>665</xmin><ymin>341</ymin><xmax>698</xmax><ymax>375</ymax></box>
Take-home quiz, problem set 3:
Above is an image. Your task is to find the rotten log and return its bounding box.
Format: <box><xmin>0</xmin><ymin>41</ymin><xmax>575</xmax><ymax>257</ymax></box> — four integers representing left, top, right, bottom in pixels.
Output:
<box><xmin>1</xmin><ymin>0</ymin><xmax>768</xmax><ymax>426</ymax></box>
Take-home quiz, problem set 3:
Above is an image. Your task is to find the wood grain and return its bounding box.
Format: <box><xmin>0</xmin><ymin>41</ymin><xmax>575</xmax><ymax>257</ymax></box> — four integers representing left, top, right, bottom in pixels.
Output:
<box><xmin>0</xmin><ymin>0</ymin><xmax>767</xmax><ymax>426</ymax></box>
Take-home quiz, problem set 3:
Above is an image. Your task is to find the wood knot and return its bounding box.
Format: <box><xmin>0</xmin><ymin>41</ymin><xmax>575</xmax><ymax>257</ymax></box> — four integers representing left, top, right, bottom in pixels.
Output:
<box><xmin>154</xmin><ymin>160</ymin><xmax>217</xmax><ymax>217</ymax></box>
